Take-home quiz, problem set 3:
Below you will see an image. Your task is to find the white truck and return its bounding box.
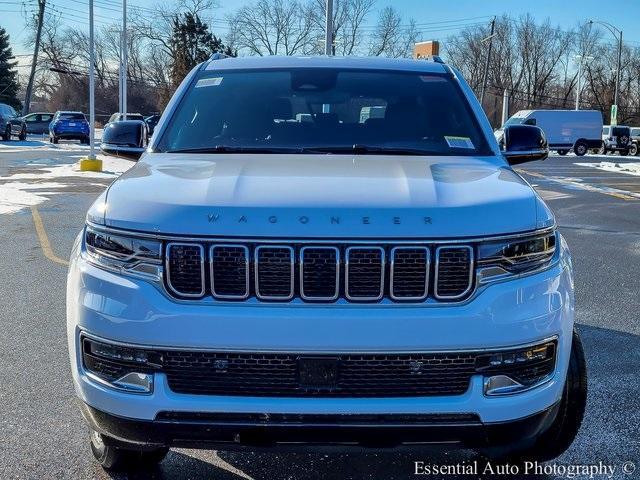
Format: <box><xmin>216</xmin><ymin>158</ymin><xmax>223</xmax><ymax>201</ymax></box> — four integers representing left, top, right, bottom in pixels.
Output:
<box><xmin>496</xmin><ymin>109</ymin><xmax>603</xmax><ymax>156</ymax></box>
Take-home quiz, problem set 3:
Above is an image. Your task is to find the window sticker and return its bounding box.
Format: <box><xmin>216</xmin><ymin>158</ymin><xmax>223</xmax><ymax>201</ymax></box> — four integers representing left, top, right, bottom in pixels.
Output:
<box><xmin>445</xmin><ymin>136</ymin><xmax>475</xmax><ymax>149</ymax></box>
<box><xmin>195</xmin><ymin>77</ymin><xmax>223</xmax><ymax>88</ymax></box>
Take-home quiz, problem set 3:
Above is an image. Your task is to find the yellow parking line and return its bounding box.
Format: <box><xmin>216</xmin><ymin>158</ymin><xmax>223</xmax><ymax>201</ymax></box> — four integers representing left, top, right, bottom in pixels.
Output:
<box><xmin>31</xmin><ymin>206</ymin><xmax>69</xmax><ymax>266</ymax></box>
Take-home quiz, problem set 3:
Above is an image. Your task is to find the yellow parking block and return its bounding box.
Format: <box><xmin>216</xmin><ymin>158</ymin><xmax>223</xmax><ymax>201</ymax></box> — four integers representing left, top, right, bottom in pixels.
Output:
<box><xmin>80</xmin><ymin>157</ymin><xmax>103</xmax><ymax>172</ymax></box>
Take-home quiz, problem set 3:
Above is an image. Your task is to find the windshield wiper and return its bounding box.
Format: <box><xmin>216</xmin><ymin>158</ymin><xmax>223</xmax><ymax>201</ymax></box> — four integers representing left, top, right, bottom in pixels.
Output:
<box><xmin>299</xmin><ymin>144</ymin><xmax>442</xmax><ymax>155</ymax></box>
<box><xmin>166</xmin><ymin>145</ymin><xmax>300</xmax><ymax>154</ymax></box>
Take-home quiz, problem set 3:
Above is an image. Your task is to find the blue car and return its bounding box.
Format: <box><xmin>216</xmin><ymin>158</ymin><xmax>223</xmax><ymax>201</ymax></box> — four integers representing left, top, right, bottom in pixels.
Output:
<box><xmin>49</xmin><ymin>111</ymin><xmax>90</xmax><ymax>144</ymax></box>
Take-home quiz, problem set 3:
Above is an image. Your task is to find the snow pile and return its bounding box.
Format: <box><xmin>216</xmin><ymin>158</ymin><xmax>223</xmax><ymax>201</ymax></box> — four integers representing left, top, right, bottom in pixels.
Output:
<box><xmin>574</xmin><ymin>161</ymin><xmax>640</xmax><ymax>176</ymax></box>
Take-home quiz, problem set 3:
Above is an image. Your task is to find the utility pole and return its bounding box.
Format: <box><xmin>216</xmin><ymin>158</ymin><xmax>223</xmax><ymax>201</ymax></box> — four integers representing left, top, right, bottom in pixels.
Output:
<box><xmin>480</xmin><ymin>16</ymin><xmax>496</xmax><ymax>106</ymax></box>
<box><xmin>324</xmin><ymin>0</ymin><xmax>333</xmax><ymax>56</ymax></box>
<box><xmin>23</xmin><ymin>0</ymin><xmax>46</xmax><ymax>115</ymax></box>
<box><xmin>119</xmin><ymin>0</ymin><xmax>128</xmax><ymax>117</ymax></box>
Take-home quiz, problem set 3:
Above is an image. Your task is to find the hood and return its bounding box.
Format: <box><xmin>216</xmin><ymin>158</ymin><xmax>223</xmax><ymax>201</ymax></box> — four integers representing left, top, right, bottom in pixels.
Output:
<box><xmin>98</xmin><ymin>154</ymin><xmax>542</xmax><ymax>238</ymax></box>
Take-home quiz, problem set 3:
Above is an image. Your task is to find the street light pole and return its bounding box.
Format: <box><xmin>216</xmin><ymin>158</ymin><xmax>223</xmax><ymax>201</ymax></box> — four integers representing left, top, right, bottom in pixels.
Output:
<box><xmin>588</xmin><ymin>20</ymin><xmax>622</xmax><ymax>109</ymax></box>
<box><xmin>119</xmin><ymin>0</ymin><xmax>128</xmax><ymax>117</ymax></box>
<box><xmin>88</xmin><ymin>0</ymin><xmax>96</xmax><ymax>160</ymax></box>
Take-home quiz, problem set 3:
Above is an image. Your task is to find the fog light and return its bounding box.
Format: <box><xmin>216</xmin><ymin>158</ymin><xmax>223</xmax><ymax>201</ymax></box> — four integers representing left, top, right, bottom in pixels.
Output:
<box><xmin>81</xmin><ymin>336</ymin><xmax>161</xmax><ymax>394</ymax></box>
<box><xmin>476</xmin><ymin>340</ymin><xmax>557</xmax><ymax>396</ymax></box>
<box><xmin>113</xmin><ymin>372</ymin><xmax>153</xmax><ymax>393</ymax></box>
<box><xmin>484</xmin><ymin>375</ymin><xmax>524</xmax><ymax>395</ymax></box>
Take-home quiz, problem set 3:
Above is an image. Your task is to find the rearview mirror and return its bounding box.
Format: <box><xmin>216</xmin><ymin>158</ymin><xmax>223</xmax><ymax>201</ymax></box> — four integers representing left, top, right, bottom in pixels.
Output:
<box><xmin>100</xmin><ymin>120</ymin><xmax>148</xmax><ymax>160</ymax></box>
<box><xmin>501</xmin><ymin>125</ymin><xmax>548</xmax><ymax>166</ymax></box>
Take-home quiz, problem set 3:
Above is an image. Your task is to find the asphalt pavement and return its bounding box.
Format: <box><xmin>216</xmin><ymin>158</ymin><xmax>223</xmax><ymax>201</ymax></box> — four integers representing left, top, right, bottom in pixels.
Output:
<box><xmin>0</xmin><ymin>143</ymin><xmax>638</xmax><ymax>480</ymax></box>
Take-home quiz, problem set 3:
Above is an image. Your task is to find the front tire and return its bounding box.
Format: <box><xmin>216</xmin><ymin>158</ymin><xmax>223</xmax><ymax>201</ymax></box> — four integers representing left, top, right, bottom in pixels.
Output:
<box><xmin>557</xmin><ymin>149</ymin><xmax>568</xmax><ymax>156</ymax></box>
<box><xmin>90</xmin><ymin>431</ymin><xmax>169</xmax><ymax>471</ymax></box>
<box><xmin>18</xmin><ymin>127</ymin><xmax>27</xmax><ymax>141</ymax></box>
<box><xmin>630</xmin><ymin>144</ymin><xmax>638</xmax><ymax>156</ymax></box>
<box><xmin>480</xmin><ymin>329</ymin><xmax>587</xmax><ymax>462</ymax></box>
<box><xmin>2</xmin><ymin>125</ymin><xmax>11</xmax><ymax>141</ymax></box>
<box><xmin>574</xmin><ymin>141</ymin><xmax>588</xmax><ymax>157</ymax></box>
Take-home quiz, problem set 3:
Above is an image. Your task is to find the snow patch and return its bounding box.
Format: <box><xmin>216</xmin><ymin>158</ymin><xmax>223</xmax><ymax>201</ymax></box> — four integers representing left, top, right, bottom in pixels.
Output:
<box><xmin>0</xmin><ymin>155</ymin><xmax>134</xmax><ymax>215</ymax></box>
<box><xmin>574</xmin><ymin>161</ymin><xmax>640</xmax><ymax>176</ymax></box>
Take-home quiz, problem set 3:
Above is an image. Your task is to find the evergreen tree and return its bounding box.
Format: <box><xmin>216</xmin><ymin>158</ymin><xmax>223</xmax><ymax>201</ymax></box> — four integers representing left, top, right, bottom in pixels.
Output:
<box><xmin>0</xmin><ymin>27</ymin><xmax>21</xmax><ymax>110</ymax></box>
<box><xmin>169</xmin><ymin>13</ymin><xmax>235</xmax><ymax>88</ymax></box>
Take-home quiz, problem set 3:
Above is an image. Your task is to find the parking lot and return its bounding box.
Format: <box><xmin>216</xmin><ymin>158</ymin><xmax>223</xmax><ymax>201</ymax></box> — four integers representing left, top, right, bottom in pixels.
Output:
<box><xmin>0</xmin><ymin>141</ymin><xmax>638</xmax><ymax>479</ymax></box>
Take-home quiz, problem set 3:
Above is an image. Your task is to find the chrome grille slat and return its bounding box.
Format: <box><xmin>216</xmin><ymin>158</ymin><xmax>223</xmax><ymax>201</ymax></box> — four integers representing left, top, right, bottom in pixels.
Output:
<box><xmin>300</xmin><ymin>246</ymin><xmax>340</xmax><ymax>301</ymax></box>
<box><xmin>164</xmin><ymin>242</ymin><xmax>475</xmax><ymax>303</ymax></box>
<box><xmin>434</xmin><ymin>246</ymin><xmax>474</xmax><ymax>300</ymax></box>
<box><xmin>165</xmin><ymin>243</ymin><xmax>205</xmax><ymax>298</ymax></box>
<box><xmin>210</xmin><ymin>245</ymin><xmax>249</xmax><ymax>299</ymax></box>
<box><xmin>255</xmin><ymin>246</ymin><xmax>295</xmax><ymax>300</ymax></box>
<box><xmin>390</xmin><ymin>247</ymin><xmax>429</xmax><ymax>300</ymax></box>
<box><xmin>345</xmin><ymin>246</ymin><xmax>385</xmax><ymax>301</ymax></box>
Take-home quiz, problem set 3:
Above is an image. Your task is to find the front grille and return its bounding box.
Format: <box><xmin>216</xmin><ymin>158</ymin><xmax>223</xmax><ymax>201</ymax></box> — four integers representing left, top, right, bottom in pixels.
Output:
<box><xmin>164</xmin><ymin>241</ymin><xmax>475</xmax><ymax>303</ymax></box>
<box><xmin>82</xmin><ymin>338</ymin><xmax>557</xmax><ymax>399</ymax></box>
<box><xmin>162</xmin><ymin>351</ymin><xmax>477</xmax><ymax>397</ymax></box>
<box><xmin>166</xmin><ymin>243</ymin><xmax>205</xmax><ymax>297</ymax></box>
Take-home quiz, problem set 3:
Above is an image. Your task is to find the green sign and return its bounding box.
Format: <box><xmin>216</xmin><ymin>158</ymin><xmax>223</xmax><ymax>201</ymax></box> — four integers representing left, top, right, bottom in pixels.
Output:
<box><xmin>611</xmin><ymin>104</ymin><xmax>618</xmax><ymax>126</ymax></box>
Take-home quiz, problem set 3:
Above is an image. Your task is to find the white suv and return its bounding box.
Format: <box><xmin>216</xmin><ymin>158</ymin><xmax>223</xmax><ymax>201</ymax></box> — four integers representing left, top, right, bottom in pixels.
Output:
<box><xmin>67</xmin><ymin>55</ymin><xmax>586</xmax><ymax>471</ymax></box>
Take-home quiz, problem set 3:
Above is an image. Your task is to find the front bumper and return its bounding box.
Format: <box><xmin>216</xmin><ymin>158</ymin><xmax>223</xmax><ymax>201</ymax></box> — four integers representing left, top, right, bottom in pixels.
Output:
<box><xmin>67</xmin><ymin>233</ymin><xmax>575</xmax><ymax>445</ymax></box>
<box><xmin>81</xmin><ymin>401</ymin><xmax>560</xmax><ymax>450</ymax></box>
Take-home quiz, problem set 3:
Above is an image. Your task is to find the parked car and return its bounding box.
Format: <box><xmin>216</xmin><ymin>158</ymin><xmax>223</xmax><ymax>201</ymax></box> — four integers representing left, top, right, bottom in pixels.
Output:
<box><xmin>20</xmin><ymin>112</ymin><xmax>54</xmax><ymax>134</ymax></box>
<box><xmin>600</xmin><ymin>125</ymin><xmax>631</xmax><ymax>155</ymax></box>
<box><xmin>68</xmin><ymin>55</ymin><xmax>586</xmax><ymax>471</ymax></box>
<box><xmin>629</xmin><ymin>127</ymin><xmax>640</xmax><ymax>155</ymax></box>
<box><xmin>495</xmin><ymin>109</ymin><xmax>602</xmax><ymax>156</ymax></box>
<box><xmin>144</xmin><ymin>114</ymin><xmax>161</xmax><ymax>136</ymax></box>
<box><xmin>0</xmin><ymin>103</ymin><xmax>27</xmax><ymax>141</ymax></box>
<box><xmin>49</xmin><ymin>111</ymin><xmax>90</xmax><ymax>144</ymax></box>
<box><xmin>107</xmin><ymin>112</ymin><xmax>145</xmax><ymax>123</ymax></box>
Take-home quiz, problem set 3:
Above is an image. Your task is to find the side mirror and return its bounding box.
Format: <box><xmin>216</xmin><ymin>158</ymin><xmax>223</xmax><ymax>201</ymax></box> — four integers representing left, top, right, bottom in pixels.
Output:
<box><xmin>100</xmin><ymin>120</ymin><xmax>147</xmax><ymax>160</ymax></box>
<box><xmin>501</xmin><ymin>124</ymin><xmax>548</xmax><ymax>166</ymax></box>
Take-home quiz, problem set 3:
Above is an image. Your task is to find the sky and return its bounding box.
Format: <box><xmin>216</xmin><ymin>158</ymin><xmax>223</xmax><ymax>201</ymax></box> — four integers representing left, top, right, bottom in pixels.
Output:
<box><xmin>3</xmin><ymin>0</ymin><xmax>640</xmax><ymax>73</ymax></box>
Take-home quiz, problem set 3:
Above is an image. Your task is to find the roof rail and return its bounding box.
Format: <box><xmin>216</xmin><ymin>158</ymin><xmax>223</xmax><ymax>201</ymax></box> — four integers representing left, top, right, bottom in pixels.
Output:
<box><xmin>430</xmin><ymin>55</ymin><xmax>445</xmax><ymax>64</ymax></box>
<box><xmin>208</xmin><ymin>53</ymin><xmax>229</xmax><ymax>61</ymax></box>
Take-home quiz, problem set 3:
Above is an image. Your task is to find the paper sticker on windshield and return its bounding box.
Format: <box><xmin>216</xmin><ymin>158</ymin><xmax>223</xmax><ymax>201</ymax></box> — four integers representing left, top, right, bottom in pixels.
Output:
<box><xmin>195</xmin><ymin>77</ymin><xmax>223</xmax><ymax>88</ymax></box>
<box><xmin>445</xmin><ymin>136</ymin><xmax>474</xmax><ymax>149</ymax></box>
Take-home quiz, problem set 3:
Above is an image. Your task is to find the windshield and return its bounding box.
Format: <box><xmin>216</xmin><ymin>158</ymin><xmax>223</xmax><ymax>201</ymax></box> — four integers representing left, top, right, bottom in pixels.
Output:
<box><xmin>503</xmin><ymin>115</ymin><xmax>525</xmax><ymax>127</ymax></box>
<box><xmin>58</xmin><ymin>113</ymin><xmax>86</xmax><ymax>121</ymax></box>
<box><xmin>156</xmin><ymin>68</ymin><xmax>491</xmax><ymax>156</ymax></box>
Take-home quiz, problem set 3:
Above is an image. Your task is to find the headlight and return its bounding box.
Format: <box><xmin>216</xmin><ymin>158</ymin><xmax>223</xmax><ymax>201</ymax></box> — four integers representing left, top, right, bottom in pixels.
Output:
<box><xmin>476</xmin><ymin>229</ymin><xmax>557</xmax><ymax>282</ymax></box>
<box><xmin>84</xmin><ymin>225</ymin><xmax>162</xmax><ymax>280</ymax></box>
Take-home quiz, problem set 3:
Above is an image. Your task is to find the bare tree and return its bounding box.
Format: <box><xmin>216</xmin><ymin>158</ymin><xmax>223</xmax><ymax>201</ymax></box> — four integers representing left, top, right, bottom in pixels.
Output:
<box><xmin>228</xmin><ymin>0</ymin><xmax>318</xmax><ymax>56</ymax></box>
<box><xmin>368</xmin><ymin>6</ymin><xmax>418</xmax><ymax>58</ymax></box>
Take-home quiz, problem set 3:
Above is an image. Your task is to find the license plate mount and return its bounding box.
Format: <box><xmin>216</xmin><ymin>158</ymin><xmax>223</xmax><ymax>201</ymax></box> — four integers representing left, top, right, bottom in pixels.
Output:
<box><xmin>298</xmin><ymin>357</ymin><xmax>340</xmax><ymax>389</ymax></box>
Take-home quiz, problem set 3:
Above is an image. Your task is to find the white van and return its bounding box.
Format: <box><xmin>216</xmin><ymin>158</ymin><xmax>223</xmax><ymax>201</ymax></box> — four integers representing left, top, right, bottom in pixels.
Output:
<box><xmin>495</xmin><ymin>109</ymin><xmax>603</xmax><ymax>156</ymax></box>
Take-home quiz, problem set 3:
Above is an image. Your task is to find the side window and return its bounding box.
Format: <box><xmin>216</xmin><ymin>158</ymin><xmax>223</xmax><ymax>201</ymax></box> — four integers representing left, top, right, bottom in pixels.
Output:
<box><xmin>25</xmin><ymin>114</ymin><xmax>38</xmax><ymax>122</ymax></box>
<box><xmin>40</xmin><ymin>114</ymin><xmax>53</xmax><ymax>122</ymax></box>
<box><xmin>524</xmin><ymin>118</ymin><xmax>536</xmax><ymax>126</ymax></box>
